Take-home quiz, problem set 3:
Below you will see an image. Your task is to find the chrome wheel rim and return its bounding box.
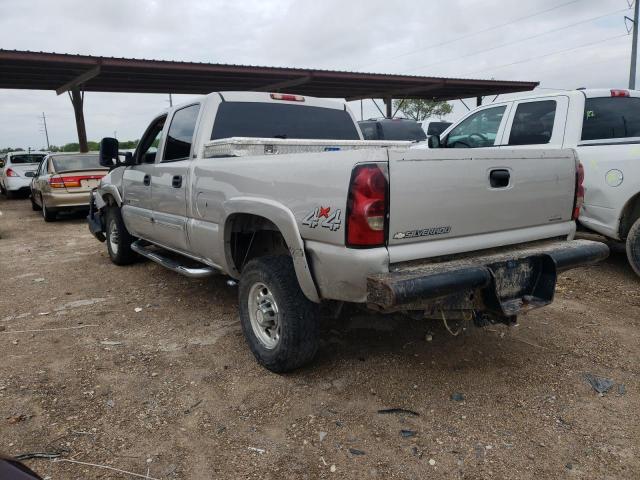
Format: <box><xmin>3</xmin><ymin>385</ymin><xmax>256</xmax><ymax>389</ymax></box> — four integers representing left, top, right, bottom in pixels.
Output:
<box><xmin>248</xmin><ymin>282</ymin><xmax>280</xmax><ymax>349</ymax></box>
<box><xmin>108</xmin><ymin>220</ymin><xmax>119</xmax><ymax>255</ymax></box>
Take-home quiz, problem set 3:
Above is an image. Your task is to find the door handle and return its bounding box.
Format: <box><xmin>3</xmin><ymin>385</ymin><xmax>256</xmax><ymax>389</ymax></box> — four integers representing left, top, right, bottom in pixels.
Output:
<box><xmin>489</xmin><ymin>169</ymin><xmax>510</xmax><ymax>188</ymax></box>
<box><xmin>143</xmin><ymin>174</ymin><xmax>151</xmax><ymax>186</ymax></box>
<box><xmin>172</xmin><ymin>175</ymin><xmax>182</xmax><ymax>188</ymax></box>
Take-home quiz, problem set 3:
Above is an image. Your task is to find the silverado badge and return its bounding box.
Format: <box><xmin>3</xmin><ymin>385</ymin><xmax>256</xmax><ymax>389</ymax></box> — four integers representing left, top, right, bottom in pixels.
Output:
<box><xmin>393</xmin><ymin>225</ymin><xmax>451</xmax><ymax>240</ymax></box>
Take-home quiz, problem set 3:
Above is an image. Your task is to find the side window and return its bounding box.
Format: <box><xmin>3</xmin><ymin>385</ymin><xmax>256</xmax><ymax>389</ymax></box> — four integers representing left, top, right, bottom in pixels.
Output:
<box><xmin>37</xmin><ymin>159</ymin><xmax>47</xmax><ymax>176</ymax></box>
<box><xmin>163</xmin><ymin>104</ymin><xmax>200</xmax><ymax>162</ymax></box>
<box><xmin>135</xmin><ymin>116</ymin><xmax>167</xmax><ymax>164</ymax></box>
<box><xmin>508</xmin><ymin>100</ymin><xmax>556</xmax><ymax>145</ymax></box>
<box><xmin>445</xmin><ymin>106</ymin><xmax>506</xmax><ymax>148</ymax></box>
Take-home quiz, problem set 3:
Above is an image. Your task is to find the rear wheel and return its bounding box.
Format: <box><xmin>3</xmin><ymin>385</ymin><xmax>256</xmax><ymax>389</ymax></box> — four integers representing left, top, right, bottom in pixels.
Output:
<box><xmin>30</xmin><ymin>195</ymin><xmax>41</xmax><ymax>211</ymax></box>
<box><xmin>238</xmin><ymin>256</ymin><xmax>319</xmax><ymax>373</ymax></box>
<box><xmin>5</xmin><ymin>189</ymin><xmax>15</xmax><ymax>199</ymax></box>
<box><xmin>41</xmin><ymin>198</ymin><xmax>56</xmax><ymax>222</ymax></box>
<box><xmin>105</xmin><ymin>206</ymin><xmax>137</xmax><ymax>265</ymax></box>
<box><xmin>626</xmin><ymin>217</ymin><xmax>640</xmax><ymax>277</ymax></box>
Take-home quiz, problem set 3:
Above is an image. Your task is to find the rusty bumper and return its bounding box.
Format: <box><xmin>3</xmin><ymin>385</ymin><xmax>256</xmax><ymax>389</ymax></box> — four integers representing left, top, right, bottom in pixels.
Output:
<box><xmin>367</xmin><ymin>239</ymin><xmax>609</xmax><ymax>317</ymax></box>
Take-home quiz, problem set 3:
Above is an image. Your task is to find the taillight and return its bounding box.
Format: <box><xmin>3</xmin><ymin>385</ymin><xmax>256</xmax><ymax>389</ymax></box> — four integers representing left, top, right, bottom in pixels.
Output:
<box><xmin>5</xmin><ymin>168</ymin><xmax>18</xmax><ymax>177</ymax></box>
<box><xmin>572</xmin><ymin>162</ymin><xmax>585</xmax><ymax>220</ymax></box>
<box><xmin>346</xmin><ymin>163</ymin><xmax>388</xmax><ymax>247</ymax></box>
<box><xmin>270</xmin><ymin>93</ymin><xmax>305</xmax><ymax>102</ymax></box>
<box><xmin>610</xmin><ymin>89</ymin><xmax>630</xmax><ymax>97</ymax></box>
<box><xmin>49</xmin><ymin>176</ymin><xmax>65</xmax><ymax>188</ymax></box>
<box><xmin>49</xmin><ymin>174</ymin><xmax>103</xmax><ymax>189</ymax></box>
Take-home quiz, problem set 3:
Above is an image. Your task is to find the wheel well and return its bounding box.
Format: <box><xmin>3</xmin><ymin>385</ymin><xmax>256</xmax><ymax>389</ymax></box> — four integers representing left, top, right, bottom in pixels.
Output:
<box><xmin>227</xmin><ymin>214</ymin><xmax>290</xmax><ymax>273</ymax></box>
<box><xmin>618</xmin><ymin>193</ymin><xmax>640</xmax><ymax>240</ymax></box>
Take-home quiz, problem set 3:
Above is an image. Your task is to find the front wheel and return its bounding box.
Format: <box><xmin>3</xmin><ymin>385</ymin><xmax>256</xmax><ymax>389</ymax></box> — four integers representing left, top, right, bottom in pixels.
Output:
<box><xmin>626</xmin><ymin>217</ymin><xmax>640</xmax><ymax>277</ymax></box>
<box><xmin>238</xmin><ymin>256</ymin><xmax>319</xmax><ymax>373</ymax></box>
<box><xmin>105</xmin><ymin>206</ymin><xmax>137</xmax><ymax>265</ymax></box>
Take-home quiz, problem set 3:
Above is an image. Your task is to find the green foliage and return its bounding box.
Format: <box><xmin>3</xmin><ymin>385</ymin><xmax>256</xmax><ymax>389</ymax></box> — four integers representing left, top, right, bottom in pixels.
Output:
<box><xmin>4</xmin><ymin>139</ymin><xmax>139</xmax><ymax>153</ymax></box>
<box><xmin>392</xmin><ymin>99</ymin><xmax>453</xmax><ymax>122</ymax></box>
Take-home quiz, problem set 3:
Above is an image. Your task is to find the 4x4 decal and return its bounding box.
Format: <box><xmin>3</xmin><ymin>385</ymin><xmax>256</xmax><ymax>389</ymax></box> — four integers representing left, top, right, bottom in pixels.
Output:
<box><xmin>302</xmin><ymin>206</ymin><xmax>342</xmax><ymax>231</ymax></box>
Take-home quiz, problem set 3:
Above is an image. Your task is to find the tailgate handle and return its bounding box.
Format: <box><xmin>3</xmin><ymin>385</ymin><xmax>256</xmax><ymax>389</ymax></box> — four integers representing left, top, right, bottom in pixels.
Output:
<box><xmin>143</xmin><ymin>174</ymin><xmax>151</xmax><ymax>186</ymax></box>
<box><xmin>489</xmin><ymin>169</ymin><xmax>510</xmax><ymax>188</ymax></box>
<box><xmin>172</xmin><ymin>175</ymin><xmax>182</xmax><ymax>188</ymax></box>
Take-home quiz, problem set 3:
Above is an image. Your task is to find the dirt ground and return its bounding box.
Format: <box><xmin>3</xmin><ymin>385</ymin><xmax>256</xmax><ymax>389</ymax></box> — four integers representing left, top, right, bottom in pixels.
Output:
<box><xmin>0</xmin><ymin>195</ymin><xmax>638</xmax><ymax>480</ymax></box>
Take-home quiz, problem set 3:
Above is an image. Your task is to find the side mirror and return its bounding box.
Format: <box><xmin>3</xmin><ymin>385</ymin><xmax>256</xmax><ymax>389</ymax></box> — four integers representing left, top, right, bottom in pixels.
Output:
<box><xmin>99</xmin><ymin>137</ymin><xmax>119</xmax><ymax>168</ymax></box>
<box><xmin>428</xmin><ymin>135</ymin><xmax>442</xmax><ymax>148</ymax></box>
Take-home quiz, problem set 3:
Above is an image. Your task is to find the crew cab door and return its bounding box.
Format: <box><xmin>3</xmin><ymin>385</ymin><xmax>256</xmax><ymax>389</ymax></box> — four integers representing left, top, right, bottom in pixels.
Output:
<box><xmin>498</xmin><ymin>96</ymin><xmax>569</xmax><ymax>147</ymax></box>
<box><xmin>121</xmin><ymin>115</ymin><xmax>166</xmax><ymax>240</ymax></box>
<box><xmin>150</xmin><ymin>103</ymin><xmax>201</xmax><ymax>252</ymax></box>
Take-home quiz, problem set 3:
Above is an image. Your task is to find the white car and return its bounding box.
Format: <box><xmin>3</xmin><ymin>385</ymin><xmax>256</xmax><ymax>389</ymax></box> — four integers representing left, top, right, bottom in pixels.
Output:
<box><xmin>0</xmin><ymin>151</ymin><xmax>48</xmax><ymax>198</ymax></box>
<box><xmin>424</xmin><ymin>88</ymin><xmax>640</xmax><ymax>275</ymax></box>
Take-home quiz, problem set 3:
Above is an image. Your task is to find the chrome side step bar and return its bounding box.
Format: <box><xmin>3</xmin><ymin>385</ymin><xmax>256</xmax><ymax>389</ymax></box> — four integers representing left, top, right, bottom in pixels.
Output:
<box><xmin>131</xmin><ymin>241</ymin><xmax>217</xmax><ymax>279</ymax></box>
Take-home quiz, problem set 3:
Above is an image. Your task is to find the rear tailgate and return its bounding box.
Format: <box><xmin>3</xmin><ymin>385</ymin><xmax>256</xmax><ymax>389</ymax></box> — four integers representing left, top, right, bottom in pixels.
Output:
<box><xmin>386</xmin><ymin>147</ymin><xmax>577</xmax><ymax>262</ymax></box>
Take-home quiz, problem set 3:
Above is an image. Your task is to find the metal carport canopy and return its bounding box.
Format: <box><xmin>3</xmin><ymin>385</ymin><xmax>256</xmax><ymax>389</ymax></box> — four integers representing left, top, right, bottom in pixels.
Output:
<box><xmin>0</xmin><ymin>49</ymin><xmax>538</xmax><ymax>150</ymax></box>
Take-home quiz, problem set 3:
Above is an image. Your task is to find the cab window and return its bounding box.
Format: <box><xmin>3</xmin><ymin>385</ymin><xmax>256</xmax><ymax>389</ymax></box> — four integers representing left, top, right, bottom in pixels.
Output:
<box><xmin>135</xmin><ymin>116</ymin><xmax>166</xmax><ymax>164</ymax></box>
<box><xmin>163</xmin><ymin>104</ymin><xmax>200</xmax><ymax>162</ymax></box>
<box><xmin>508</xmin><ymin>100</ymin><xmax>556</xmax><ymax>145</ymax></box>
<box><xmin>445</xmin><ymin>106</ymin><xmax>506</xmax><ymax>148</ymax></box>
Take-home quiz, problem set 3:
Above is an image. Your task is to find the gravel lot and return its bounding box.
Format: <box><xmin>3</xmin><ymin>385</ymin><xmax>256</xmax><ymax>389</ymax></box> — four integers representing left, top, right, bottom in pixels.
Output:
<box><xmin>1</xmin><ymin>195</ymin><xmax>639</xmax><ymax>479</ymax></box>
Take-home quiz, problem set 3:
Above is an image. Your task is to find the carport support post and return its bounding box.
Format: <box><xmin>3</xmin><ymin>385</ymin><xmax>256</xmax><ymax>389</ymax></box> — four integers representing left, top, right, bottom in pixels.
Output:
<box><xmin>69</xmin><ymin>87</ymin><xmax>88</xmax><ymax>153</ymax></box>
<box><xmin>384</xmin><ymin>97</ymin><xmax>392</xmax><ymax>118</ymax></box>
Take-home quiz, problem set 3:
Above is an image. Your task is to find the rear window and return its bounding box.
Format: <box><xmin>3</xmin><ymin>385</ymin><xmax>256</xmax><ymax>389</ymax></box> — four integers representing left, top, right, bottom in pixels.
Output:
<box><xmin>582</xmin><ymin>97</ymin><xmax>640</xmax><ymax>140</ymax></box>
<box><xmin>10</xmin><ymin>154</ymin><xmax>45</xmax><ymax>164</ymax></box>
<box><xmin>211</xmin><ymin>102</ymin><xmax>360</xmax><ymax>140</ymax></box>
<box><xmin>379</xmin><ymin>121</ymin><xmax>427</xmax><ymax>141</ymax></box>
<box><xmin>52</xmin><ymin>154</ymin><xmax>103</xmax><ymax>172</ymax></box>
<box><xmin>359</xmin><ymin>122</ymin><xmax>379</xmax><ymax>140</ymax></box>
<box><xmin>508</xmin><ymin>100</ymin><xmax>556</xmax><ymax>145</ymax></box>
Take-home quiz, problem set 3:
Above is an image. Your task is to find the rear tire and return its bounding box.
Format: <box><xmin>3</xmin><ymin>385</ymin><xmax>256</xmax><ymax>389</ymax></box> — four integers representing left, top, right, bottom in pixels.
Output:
<box><xmin>31</xmin><ymin>195</ymin><xmax>41</xmax><ymax>211</ymax></box>
<box><xmin>41</xmin><ymin>199</ymin><xmax>56</xmax><ymax>222</ymax></box>
<box><xmin>105</xmin><ymin>206</ymin><xmax>137</xmax><ymax>265</ymax></box>
<box><xmin>625</xmin><ymin>217</ymin><xmax>640</xmax><ymax>277</ymax></box>
<box><xmin>5</xmin><ymin>189</ymin><xmax>15</xmax><ymax>199</ymax></box>
<box><xmin>238</xmin><ymin>255</ymin><xmax>319</xmax><ymax>373</ymax></box>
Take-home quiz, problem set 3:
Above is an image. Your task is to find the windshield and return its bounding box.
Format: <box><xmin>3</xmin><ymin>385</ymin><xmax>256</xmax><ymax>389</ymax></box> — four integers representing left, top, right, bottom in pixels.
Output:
<box><xmin>10</xmin><ymin>154</ymin><xmax>46</xmax><ymax>164</ymax></box>
<box><xmin>582</xmin><ymin>97</ymin><xmax>640</xmax><ymax>141</ymax></box>
<box><xmin>211</xmin><ymin>102</ymin><xmax>360</xmax><ymax>140</ymax></box>
<box><xmin>51</xmin><ymin>154</ymin><xmax>104</xmax><ymax>172</ymax></box>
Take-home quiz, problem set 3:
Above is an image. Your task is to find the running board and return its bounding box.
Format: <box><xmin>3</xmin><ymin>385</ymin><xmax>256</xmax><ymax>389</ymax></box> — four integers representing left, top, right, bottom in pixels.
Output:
<box><xmin>131</xmin><ymin>241</ymin><xmax>217</xmax><ymax>278</ymax></box>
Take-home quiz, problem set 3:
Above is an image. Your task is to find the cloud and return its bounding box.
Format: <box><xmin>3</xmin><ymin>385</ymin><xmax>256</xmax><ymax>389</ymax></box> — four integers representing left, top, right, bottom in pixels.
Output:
<box><xmin>0</xmin><ymin>0</ymin><xmax>632</xmax><ymax>147</ymax></box>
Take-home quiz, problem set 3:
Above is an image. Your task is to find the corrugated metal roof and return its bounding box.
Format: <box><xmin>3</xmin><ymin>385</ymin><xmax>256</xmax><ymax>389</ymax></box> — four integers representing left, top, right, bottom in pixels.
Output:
<box><xmin>0</xmin><ymin>49</ymin><xmax>538</xmax><ymax>100</ymax></box>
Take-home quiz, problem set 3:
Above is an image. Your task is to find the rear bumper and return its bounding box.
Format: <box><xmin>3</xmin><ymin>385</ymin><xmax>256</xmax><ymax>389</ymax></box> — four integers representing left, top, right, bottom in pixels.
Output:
<box><xmin>367</xmin><ymin>239</ymin><xmax>609</xmax><ymax>316</ymax></box>
<box><xmin>43</xmin><ymin>191</ymin><xmax>91</xmax><ymax>209</ymax></box>
<box><xmin>5</xmin><ymin>177</ymin><xmax>32</xmax><ymax>191</ymax></box>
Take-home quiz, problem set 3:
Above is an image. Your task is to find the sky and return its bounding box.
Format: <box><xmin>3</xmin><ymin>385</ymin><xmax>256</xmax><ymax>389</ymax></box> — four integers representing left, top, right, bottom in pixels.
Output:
<box><xmin>0</xmin><ymin>0</ymin><xmax>635</xmax><ymax>149</ymax></box>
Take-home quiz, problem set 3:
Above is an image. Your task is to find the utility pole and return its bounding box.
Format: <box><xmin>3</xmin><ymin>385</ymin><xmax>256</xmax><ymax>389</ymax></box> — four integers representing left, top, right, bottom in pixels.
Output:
<box><xmin>168</xmin><ymin>93</ymin><xmax>173</xmax><ymax>107</ymax></box>
<box><xmin>41</xmin><ymin>112</ymin><xmax>50</xmax><ymax>150</ymax></box>
<box><xmin>630</xmin><ymin>0</ymin><xmax>639</xmax><ymax>89</ymax></box>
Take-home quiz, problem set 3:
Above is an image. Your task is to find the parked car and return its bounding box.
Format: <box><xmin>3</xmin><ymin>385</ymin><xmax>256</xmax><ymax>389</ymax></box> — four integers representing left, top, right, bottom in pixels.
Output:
<box><xmin>87</xmin><ymin>91</ymin><xmax>608</xmax><ymax>372</ymax></box>
<box><xmin>424</xmin><ymin>88</ymin><xmax>640</xmax><ymax>275</ymax></box>
<box><xmin>0</xmin><ymin>151</ymin><xmax>47</xmax><ymax>198</ymax></box>
<box><xmin>30</xmin><ymin>153</ymin><xmax>107</xmax><ymax>221</ymax></box>
<box><xmin>358</xmin><ymin>118</ymin><xmax>427</xmax><ymax>141</ymax></box>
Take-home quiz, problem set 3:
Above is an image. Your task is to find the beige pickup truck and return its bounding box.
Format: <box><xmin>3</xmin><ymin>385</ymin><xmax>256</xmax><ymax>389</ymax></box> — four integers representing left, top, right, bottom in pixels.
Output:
<box><xmin>88</xmin><ymin>91</ymin><xmax>608</xmax><ymax>372</ymax></box>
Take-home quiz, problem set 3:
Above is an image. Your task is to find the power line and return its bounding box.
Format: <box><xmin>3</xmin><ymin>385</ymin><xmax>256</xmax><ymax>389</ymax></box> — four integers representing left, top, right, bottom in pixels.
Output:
<box><xmin>356</xmin><ymin>0</ymin><xmax>584</xmax><ymax>70</ymax></box>
<box><xmin>404</xmin><ymin>7</ymin><xmax>628</xmax><ymax>75</ymax></box>
<box><xmin>466</xmin><ymin>32</ymin><xmax>629</xmax><ymax>76</ymax></box>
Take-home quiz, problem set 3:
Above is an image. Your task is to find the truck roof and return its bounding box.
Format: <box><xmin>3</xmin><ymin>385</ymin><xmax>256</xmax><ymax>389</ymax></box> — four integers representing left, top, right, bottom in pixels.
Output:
<box><xmin>494</xmin><ymin>88</ymin><xmax>640</xmax><ymax>102</ymax></box>
<box><xmin>168</xmin><ymin>91</ymin><xmax>349</xmax><ymax>114</ymax></box>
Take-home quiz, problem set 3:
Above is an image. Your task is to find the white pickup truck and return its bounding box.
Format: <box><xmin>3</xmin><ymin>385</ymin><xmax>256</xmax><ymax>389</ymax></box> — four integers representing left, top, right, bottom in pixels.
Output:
<box><xmin>88</xmin><ymin>91</ymin><xmax>608</xmax><ymax>372</ymax></box>
<box><xmin>424</xmin><ymin>88</ymin><xmax>640</xmax><ymax>275</ymax></box>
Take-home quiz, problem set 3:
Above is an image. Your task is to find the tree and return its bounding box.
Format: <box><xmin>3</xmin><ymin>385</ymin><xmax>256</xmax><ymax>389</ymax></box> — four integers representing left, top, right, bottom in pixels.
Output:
<box><xmin>392</xmin><ymin>99</ymin><xmax>452</xmax><ymax>122</ymax></box>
